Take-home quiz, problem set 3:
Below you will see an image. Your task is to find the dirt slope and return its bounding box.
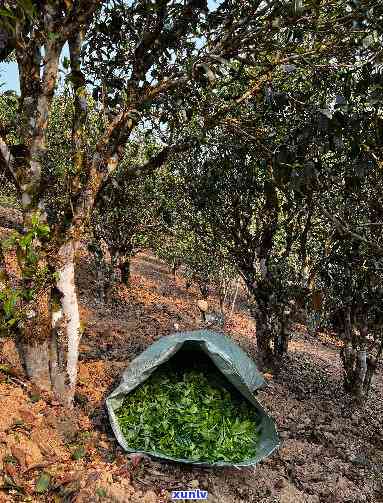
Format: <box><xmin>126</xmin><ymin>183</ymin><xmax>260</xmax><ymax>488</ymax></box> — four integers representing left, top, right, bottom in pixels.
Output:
<box><xmin>0</xmin><ymin>239</ymin><xmax>382</xmax><ymax>502</ymax></box>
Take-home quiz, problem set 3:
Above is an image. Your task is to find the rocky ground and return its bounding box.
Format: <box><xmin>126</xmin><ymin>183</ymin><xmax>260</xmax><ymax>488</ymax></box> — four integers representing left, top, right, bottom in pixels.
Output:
<box><xmin>0</xmin><ymin>211</ymin><xmax>383</xmax><ymax>502</ymax></box>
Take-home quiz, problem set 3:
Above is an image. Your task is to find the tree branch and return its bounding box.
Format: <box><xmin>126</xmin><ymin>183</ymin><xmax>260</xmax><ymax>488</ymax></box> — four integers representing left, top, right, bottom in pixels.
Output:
<box><xmin>63</xmin><ymin>0</ymin><xmax>104</xmax><ymax>40</ymax></box>
<box><xmin>125</xmin><ymin>138</ymin><xmax>200</xmax><ymax>177</ymax></box>
<box><xmin>94</xmin><ymin>135</ymin><xmax>201</xmax><ymax>209</ymax></box>
<box><xmin>0</xmin><ymin>136</ymin><xmax>18</xmax><ymax>189</ymax></box>
<box><xmin>68</xmin><ymin>30</ymin><xmax>88</xmax><ymax>192</ymax></box>
<box><xmin>322</xmin><ymin>206</ymin><xmax>383</xmax><ymax>256</ymax></box>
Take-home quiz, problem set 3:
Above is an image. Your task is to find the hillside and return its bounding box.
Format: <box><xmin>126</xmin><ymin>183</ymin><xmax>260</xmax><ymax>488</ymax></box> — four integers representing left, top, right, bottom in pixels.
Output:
<box><xmin>0</xmin><ymin>213</ymin><xmax>383</xmax><ymax>502</ymax></box>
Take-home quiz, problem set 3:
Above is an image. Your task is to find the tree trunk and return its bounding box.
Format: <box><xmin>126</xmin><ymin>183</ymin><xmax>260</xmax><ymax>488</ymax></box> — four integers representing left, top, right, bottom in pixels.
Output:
<box><xmin>54</xmin><ymin>240</ymin><xmax>81</xmax><ymax>405</ymax></box>
<box><xmin>341</xmin><ymin>344</ymin><xmax>372</xmax><ymax>399</ymax></box>
<box><xmin>18</xmin><ymin>338</ymin><xmax>52</xmax><ymax>391</ymax></box>
<box><xmin>252</xmin><ymin>306</ymin><xmax>274</xmax><ymax>367</ymax></box>
<box><xmin>172</xmin><ymin>259</ymin><xmax>181</xmax><ymax>278</ymax></box>
<box><xmin>119</xmin><ymin>257</ymin><xmax>131</xmax><ymax>285</ymax></box>
<box><xmin>199</xmin><ymin>283</ymin><xmax>209</xmax><ymax>299</ymax></box>
<box><xmin>92</xmin><ymin>243</ymin><xmax>115</xmax><ymax>302</ymax></box>
<box><xmin>340</xmin><ymin>317</ymin><xmax>375</xmax><ymax>400</ymax></box>
<box><xmin>274</xmin><ymin>309</ymin><xmax>290</xmax><ymax>357</ymax></box>
<box><xmin>17</xmin><ymin>240</ymin><xmax>81</xmax><ymax>407</ymax></box>
<box><xmin>17</xmin><ymin>288</ymin><xmax>52</xmax><ymax>392</ymax></box>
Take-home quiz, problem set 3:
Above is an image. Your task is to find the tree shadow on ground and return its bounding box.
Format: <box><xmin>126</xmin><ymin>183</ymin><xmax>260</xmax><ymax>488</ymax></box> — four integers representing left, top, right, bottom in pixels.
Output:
<box><xmin>272</xmin><ymin>348</ymin><xmax>345</xmax><ymax>402</ymax></box>
<box><xmin>131</xmin><ymin>251</ymin><xmax>172</xmax><ymax>276</ymax></box>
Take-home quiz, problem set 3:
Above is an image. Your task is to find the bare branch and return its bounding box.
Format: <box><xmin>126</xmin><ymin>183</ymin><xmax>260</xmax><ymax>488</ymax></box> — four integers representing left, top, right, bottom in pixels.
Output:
<box><xmin>322</xmin><ymin>207</ymin><xmax>383</xmax><ymax>256</ymax></box>
<box><xmin>125</xmin><ymin>137</ymin><xmax>200</xmax><ymax>178</ymax></box>
<box><xmin>0</xmin><ymin>136</ymin><xmax>18</xmax><ymax>189</ymax></box>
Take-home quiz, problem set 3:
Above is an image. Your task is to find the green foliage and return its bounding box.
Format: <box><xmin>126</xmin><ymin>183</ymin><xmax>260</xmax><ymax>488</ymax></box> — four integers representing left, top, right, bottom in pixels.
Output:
<box><xmin>2</xmin><ymin>454</ymin><xmax>18</xmax><ymax>465</ymax></box>
<box><xmin>0</xmin><ymin>92</ymin><xmax>20</xmax><ymax>208</ymax></box>
<box><xmin>1</xmin><ymin>474</ymin><xmax>24</xmax><ymax>495</ymax></box>
<box><xmin>0</xmin><ymin>212</ymin><xmax>54</xmax><ymax>336</ymax></box>
<box><xmin>116</xmin><ymin>363</ymin><xmax>261</xmax><ymax>463</ymax></box>
<box><xmin>0</xmin><ymin>289</ymin><xmax>20</xmax><ymax>328</ymax></box>
<box><xmin>153</xmin><ymin>23</ymin><xmax>383</xmax><ymax>362</ymax></box>
<box><xmin>96</xmin><ymin>488</ymin><xmax>107</xmax><ymax>498</ymax></box>
<box><xmin>71</xmin><ymin>446</ymin><xmax>86</xmax><ymax>461</ymax></box>
<box><xmin>0</xmin><ymin>0</ymin><xmax>382</xmax><ymax>402</ymax></box>
<box><xmin>35</xmin><ymin>472</ymin><xmax>51</xmax><ymax>494</ymax></box>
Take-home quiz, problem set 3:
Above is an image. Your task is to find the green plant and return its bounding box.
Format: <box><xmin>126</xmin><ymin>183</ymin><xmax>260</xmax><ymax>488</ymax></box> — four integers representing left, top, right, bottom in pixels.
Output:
<box><xmin>0</xmin><ymin>211</ymin><xmax>54</xmax><ymax>335</ymax></box>
<box><xmin>72</xmin><ymin>445</ymin><xmax>86</xmax><ymax>460</ymax></box>
<box><xmin>95</xmin><ymin>488</ymin><xmax>107</xmax><ymax>498</ymax></box>
<box><xmin>35</xmin><ymin>472</ymin><xmax>51</xmax><ymax>494</ymax></box>
<box><xmin>3</xmin><ymin>454</ymin><xmax>18</xmax><ymax>465</ymax></box>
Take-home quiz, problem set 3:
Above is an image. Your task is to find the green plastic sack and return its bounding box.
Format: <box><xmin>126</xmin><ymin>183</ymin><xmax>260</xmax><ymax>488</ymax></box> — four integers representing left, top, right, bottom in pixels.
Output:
<box><xmin>106</xmin><ymin>330</ymin><xmax>279</xmax><ymax>467</ymax></box>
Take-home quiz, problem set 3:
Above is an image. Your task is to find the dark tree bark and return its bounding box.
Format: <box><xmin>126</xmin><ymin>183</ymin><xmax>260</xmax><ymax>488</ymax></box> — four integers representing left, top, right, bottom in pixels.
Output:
<box><xmin>172</xmin><ymin>259</ymin><xmax>181</xmax><ymax>278</ymax></box>
<box><xmin>340</xmin><ymin>308</ymin><xmax>379</xmax><ymax>400</ymax></box>
<box><xmin>199</xmin><ymin>283</ymin><xmax>209</xmax><ymax>299</ymax></box>
<box><xmin>274</xmin><ymin>308</ymin><xmax>291</xmax><ymax>357</ymax></box>
<box><xmin>251</xmin><ymin>304</ymin><xmax>274</xmax><ymax>367</ymax></box>
<box><xmin>119</xmin><ymin>257</ymin><xmax>131</xmax><ymax>285</ymax></box>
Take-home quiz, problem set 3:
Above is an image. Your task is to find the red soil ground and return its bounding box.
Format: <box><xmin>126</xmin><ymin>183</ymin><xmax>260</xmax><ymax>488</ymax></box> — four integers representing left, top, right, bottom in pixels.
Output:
<box><xmin>0</xmin><ymin>228</ymin><xmax>382</xmax><ymax>502</ymax></box>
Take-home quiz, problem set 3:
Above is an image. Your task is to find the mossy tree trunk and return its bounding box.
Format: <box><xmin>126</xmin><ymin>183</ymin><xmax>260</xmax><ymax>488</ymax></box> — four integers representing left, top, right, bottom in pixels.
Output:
<box><xmin>15</xmin><ymin>240</ymin><xmax>81</xmax><ymax>406</ymax></box>
<box><xmin>0</xmin><ymin>15</ymin><xmax>95</xmax><ymax>406</ymax></box>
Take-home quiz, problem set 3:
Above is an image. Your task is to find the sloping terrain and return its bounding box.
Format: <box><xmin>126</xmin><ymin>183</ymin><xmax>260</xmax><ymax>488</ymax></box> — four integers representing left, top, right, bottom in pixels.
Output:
<box><xmin>0</xmin><ymin>211</ymin><xmax>383</xmax><ymax>502</ymax></box>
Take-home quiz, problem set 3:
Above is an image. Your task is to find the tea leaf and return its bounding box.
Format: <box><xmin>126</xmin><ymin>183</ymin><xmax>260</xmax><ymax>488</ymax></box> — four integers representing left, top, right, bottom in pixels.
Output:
<box><xmin>116</xmin><ymin>364</ymin><xmax>261</xmax><ymax>463</ymax></box>
<box><xmin>35</xmin><ymin>472</ymin><xmax>51</xmax><ymax>493</ymax></box>
<box><xmin>72</xmin><ymin>446</ymin><xmax>86</xmax><ymax>460</ymax></box>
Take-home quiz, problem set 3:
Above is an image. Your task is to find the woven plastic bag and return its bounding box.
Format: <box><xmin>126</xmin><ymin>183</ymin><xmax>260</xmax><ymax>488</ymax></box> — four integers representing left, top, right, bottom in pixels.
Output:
<box><xmin>106</xmin><ymin>330</ymin><xmax>279</xmax><ymax>467</ymax></box>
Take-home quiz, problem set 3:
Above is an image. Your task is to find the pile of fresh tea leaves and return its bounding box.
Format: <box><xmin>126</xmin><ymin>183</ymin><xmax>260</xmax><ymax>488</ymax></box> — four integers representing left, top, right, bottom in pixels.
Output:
<box><xmin>115</xmin><ymin>365</ymin><xmax>261</xmax><ymax>463</ymax></box>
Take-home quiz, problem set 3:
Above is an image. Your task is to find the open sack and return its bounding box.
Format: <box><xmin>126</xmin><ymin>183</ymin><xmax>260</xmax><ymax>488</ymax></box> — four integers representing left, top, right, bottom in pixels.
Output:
<box><xmin>106</xmin><ymin>330</ymin><xmax>279</xmax><ymax>467</ymax></box>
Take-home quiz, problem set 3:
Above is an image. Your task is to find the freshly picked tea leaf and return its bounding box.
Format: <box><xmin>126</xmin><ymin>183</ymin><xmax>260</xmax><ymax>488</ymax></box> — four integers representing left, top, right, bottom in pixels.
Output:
<box><xmin>72</xmin><ymin>446</ymin><xmax>86</xmax><ymax>460</ymax></box>
<box><xmin>116</xmin><ymin>365</ymin><xmax>261</xmax><ymax>463</ymax></box>
<box><xmin>35</xmin><ymin>472</ymin><xmax>51</xmax><ymax>494</ymax></box>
